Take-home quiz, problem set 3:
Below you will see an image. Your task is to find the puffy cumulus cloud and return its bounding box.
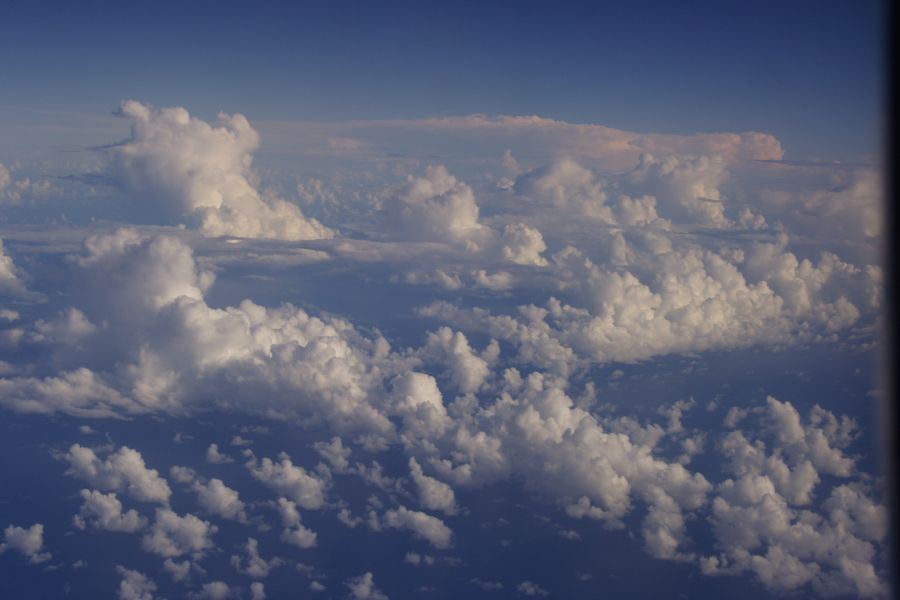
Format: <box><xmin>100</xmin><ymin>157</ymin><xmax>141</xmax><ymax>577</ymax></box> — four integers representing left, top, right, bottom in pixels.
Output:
<box><xmin>627</xmin><ymin>154</ymin><xmax>730</xmax><ymax>227</ymax></box>
<box><xmin>0</xmin><ymin>523</ymin><xmax>51</xmax><ymax>563</ymax></box>
<box><xmin>277</xmin><ymin>497</ymin><xmax>318</xmax><ymax>549</ymax></box>
<box><xmin>700</xmin><ymin>397</ymin><xmax>888</xmax><ymax>597</ymax></box>
<box><xmin>116</xmin><ymin>566</ymin><xmax>160</xmax><ymax>600</ymax></box>
<box><xmin>141</xmin><ymin>509</ymin><xmax>217</xmax><ymax>558</ymax></box>
<box><xmin>514</xmin><ymin>155</ymin><xmax>732</xmax><ymax>230</ymax></box>
<box><xmin>0</xmin><ymin>368</ymin><xmax>136</xmax><ymax>417</ymax></box>
<box><xmin>408</xmin><ymin>457</ymin><xmax>457</xmax><ymax>516</ymax></box>
<box><xmin>64</xmin><ymin>444</ymin><xmax>172</xmax><ymax>504</ymax></box>
<box><xmin>411</xmin><ymin>371</ymin><xmax>711</xmax><ymax>559</ymax></box>
<box><xmin>499</xmin><ymin>223</ymin><xmax>549</xmax><ymax>266</ymax></box>
<box><xmin>388</xmin><ymin>372</ymin><xmax>454</xmax><ymax>448</ymax></box>
<box><xmin>109</xmin><ymin>100</ymin><xmax>333</xmax><ymax>241</ymax></box>
<box><xmin>419</xmin><ymin>327</ymin><xmax>493</xmax><ymax>394</ymax></box>
<box><xmin>205</xmin><ymin>443</ymin><xmax>234</xmax><ymax>464</ymax></box>
<box><xmin>756</xmin><ymin>168</ymin><xmax>882</xmax><ymax>244</ymax></box>
<box><xmin>250</xmin><ymin>582</ymin><xmax>266</xmax><ymax>600</ymax></box>
<box><xmin>245</xmin><ymin>452</ymin><xmax>328</xmax><ymax>510</ymax></box>
<box><xmin>74</xmin><ymin>489</ymin><xmax>148</xmax><ymax>532</ymax></box>
<box><xmin>313</xmin><ymin>437</ymin><xmax>352</xmax><ymax>474</ymax></box>
<box><xmin>230</xmin><ymin>537</ymin><xmax>284</xmax><ymax>578</ymax></box>
<box><xmin>32</xmin><ymin>308</ymin><xmax>96</xmax><ymax>346</ymax></box>
<box><xmin>345</xmin><ymin>571</ymin><xmax>389</xmax><ymax>600</ymax></box>
<box><xmin>190</xmin><ymin>478</ymin><xmax>248</xmax><ymax>522</ymax></box>
<box><xmin>0</xmin><ymin>238</ymin><xmax>27</xmax><ymax>296</ymax></box>
<box><xmin>384</xmin><ymin>165</ymin><xmax>489</xmax><ymax>249</ymax></box>
<box><xmin>0</xmin><ymin>229</ymin><xmax>402</xmax><ymax>431</ymax></box>
<box><xmin>420</xmin><ymin>232</ymin><xmax>869</xmax><ymax>373</ymax></box>
<box><xmin>382</xmin><ymin>506</ymin><xmax>453</xmax><ymax>549</ymax></box>
<box><xmin>514</xmin><ymin>159</ymin><xmax>616</xmax><ymax>221</ymax></box>
<box><xmin>381</xmin><ymin>165</ymin><xmax>549</xmax><ymax>266</ymax></box>
<box><xmin>195</xmin><ymin>581</ymin><xmax>233</xmax><ymax>600</ymax></box>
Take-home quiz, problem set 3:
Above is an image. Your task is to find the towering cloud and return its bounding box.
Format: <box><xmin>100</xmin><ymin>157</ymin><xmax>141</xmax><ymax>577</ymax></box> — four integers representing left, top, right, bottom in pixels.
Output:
<box><xmin>109</xmin><ymin>101</ymin><xmax>333</xmax><ymax>241</ymax></box>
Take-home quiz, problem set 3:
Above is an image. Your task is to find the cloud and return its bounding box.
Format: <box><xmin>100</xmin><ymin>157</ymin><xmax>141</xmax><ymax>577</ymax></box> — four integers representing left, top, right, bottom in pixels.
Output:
<box><xmin>276</xmin><ymin>498</ymin><xmax>318</xmax><ymax>549</ymax></box>
<box><xmin>250</xmin><ymin>582</ymin><xmax>266</xmax><ymax>600</ymax></box>
<box><xmin>0</xmin><ymin>523</ymin><xmax>51</xmax><ymax>564</ymax></box>
<box><xmin>382</xmin><ymin>506</ymin><xmax>452</xmax><ymax>549</ymax></box>
<box><xmin>245</xmin><ymin>452</ymin><xmax>328</xmax><ymax>510</ymax></box>
<box><xmin>73</xmin><ymin>489</ymin><xmax>148</xmax><ymax>532</ymax></box>
<box><xmin>108</xmin><ymin>101</ymin><xmax>333</xmax><ymax>241</ymax></box>
<box><xmin>384</xmin><ymin>166</ymin><xmax>489</xmax><ymax>248</ymax></box>
<box><xmin>408</xmin><ymin>457</ymin><xmax>458</xmax><ymax>516</ymax></box>
<box><xmin>345</xmin><ymin>571</ymin><xmax>389</xmax><ymax>600</ymax></box>
<box><xmin>517</xmin><ymin>581</ymin><xmax>549</xmax><ymax>597</ymax></box>
<box><xmin>141</xmin><ymin>509</ymin><xmax>217</xmax><ymax>558</ymax></box>
<box><xmin>205</xmin><ymin>443</ymin><xmax>234</xmax><ymax>464</ymax></box>
<box><xmin>313</xmin><ymin>437</ymin><xmax>352</xmax><ymax>474</ymax></box>
<box><xmin>230</xmin><ymin>538</ymin><xmax>284</xmax><ymax>578</ymax></box>
<box><xmin>256</xmin><ymin>114</ymin><xmax>784</xmax><ymax>169</ymax></box>
<box><xmin>116</xmin><ymin>566</ymin><xmax>160</xmax><ymax>600</ymax></box>
<box><xmin>195</xmin><ymin>581</ymin><xmax>232</xmax><ymax>600</ymax></box>
<box><xmin>0</xmin><ymin>239</ymin><xmax>27</xmax><ymax>296</ymax></box>
<box><xmin>700</xmin><ymin>397</ymin><xmax>888</xmax><ymax>597</ymax></box>
<box><xmin>64</xmin><ymin>444</ymin><xmax>172</xmax><ymax>504</ymax></box>
<box><xmin>419</xmin><ymin>327</ymin><xmax>491</xmax><ymax>394</ymax></box>
<box><xmin>191</xmin><ymin>478</ymin><xmax>248</xmax><ymax>522</ymax></box>
<box><xmin>0</xmin><ymin>99</ymin><xmax>885</xmax><ymax>598</ymax></box>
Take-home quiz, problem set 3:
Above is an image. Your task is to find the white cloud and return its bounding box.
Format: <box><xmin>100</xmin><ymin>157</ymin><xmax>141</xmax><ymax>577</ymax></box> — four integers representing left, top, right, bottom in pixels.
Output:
<box><xmin>250</xmin><ymin>582</ymin><xmax>266</xmax><ymax>600</ymax></box>
<box><xmin>230</xmin><ymin>537</ymin><xmax>284</xmax><ymax>578</ymax></box>
<box><xmin>0</xmin><ymin>238</ymin><xmax>27</xmax><ymax>296</ymax></box>
<box><xmin>110</xmin><ymin>101</ymin><xmax>333</xmax><ymax>241</ymax></box>
<box><xmin>245</xmin><ymin>452</ymin><xmax>328</xmax><ymax>510</ymax></box>
<box><xmin>195</xmin><ymin>581</ymin><xmax>232</xmax><ymax>600</ymax></box>
<box><xmin>382</xmin><ymin>506</ymin><xmax>452</xmax><ymax>549</ymax></box>
<box><xmin>74</xmin><ymin>489</ymin><xmax>147</xmax><ymax>532</ymax></box>
<box><xmin>345</xmin><ymin>571</ymin><xmax>389</xmax><ymax>600</ymax></box>
<box><xmin>0</xmin><ymin>523</ymin><xmax>51</xmax><ymax>563</ymax></box>
<box><xmin>205</xmin><ymin>443</ymin><xmax>234</xmax><ymax>464</ymax></box>
<box><xmin>701</xmin><ymin>397</ymin><xmax>888</xmax><ymax>597</ymax></box>
<box><xmin>191</xmin><ymin>478</ymin><xmax>247</xmax><ymax>522</ymax></box>
<box><xmin>162</xmin><ymin>558</ymin><xmax>192</xmax><ymax>582</ymax></box>
<box><xmin>116</xmin><ymin>566</ymin><xmax>159</xmax><ymax>600</ymax></box>
<box><xmin>276</xmin><ymin>497</ymin><xmax>318</xmax><ymax>549</ymax></box>
<box><xmin>64</xmin><ymin>444</ymin><xmax>171</xmax><ymax>504</ymax></box>
<box><xmin>517</xmin><ymin>581</ymin><xmax>549</xmax><ymax>597</ymax></box>
<box><xmin>141</xmin><ymin>509</ymin><xmax>217</xmax><ymax>558</ymax></box>
<box><xmin>384</xmin><ymin>165</ymin><xmax>489</xmax><ymax>249</ymax></box>
<box><xmin>408</xmin><ymin>457</ymin><xmax>457</xmax><ymax>516</ymax></box>
<box><xmin>312</xmin><ymin>437</ymin><xmax>351</xmax><ymax>473</ymax></box>
<box><xmin>420</xmin><ymin>327</ymin><xmax>491</xmax><ymax>394</ymax></box>
<box><xmin>627</xmin><ymin>154</ymin><xmax>730</xmax><ymax>227</ymax></box>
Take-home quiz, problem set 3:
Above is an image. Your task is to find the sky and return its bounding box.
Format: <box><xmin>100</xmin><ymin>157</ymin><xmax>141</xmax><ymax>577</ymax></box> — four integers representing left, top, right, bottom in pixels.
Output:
<box><xmin>0</xmin><ymin>0</ymin><xmax>885</xmax><ymax>160</ymax></box>
<box><xmin>0</xmin><ymin>2</ymin><xmax>891</xmax><ymax>600</ymax></box>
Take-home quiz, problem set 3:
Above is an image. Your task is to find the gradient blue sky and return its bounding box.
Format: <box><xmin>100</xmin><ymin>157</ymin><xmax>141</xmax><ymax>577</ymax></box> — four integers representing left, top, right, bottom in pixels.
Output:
<box><xmin>0</xmin><ymin>3</ymin><xmax>889</xmax><ymax>599</ymax></box>
<box><xmin>0</xmin><ymin>0</ymin><xmax>885</xmax><ymax>161</ymax></box>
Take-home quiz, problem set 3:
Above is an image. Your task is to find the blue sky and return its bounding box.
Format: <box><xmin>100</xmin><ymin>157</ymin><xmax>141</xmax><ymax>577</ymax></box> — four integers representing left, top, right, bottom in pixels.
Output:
<box><xmin>0</xmin><ymin>0</ymin><xmax>885</xmax><ymax>160</ymax></box>
<box><xmin>0</xmin><ymin>3</ymin><xmax>889</xmax><ymax>600</ymax></box>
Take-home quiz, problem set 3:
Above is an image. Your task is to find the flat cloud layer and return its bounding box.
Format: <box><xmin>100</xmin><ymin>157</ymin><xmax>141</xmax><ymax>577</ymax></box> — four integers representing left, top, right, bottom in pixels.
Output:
<box><xmin>0</xmin><ymin>101</ymin><xmax>886</xmax><ymax>599</ymax></box>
